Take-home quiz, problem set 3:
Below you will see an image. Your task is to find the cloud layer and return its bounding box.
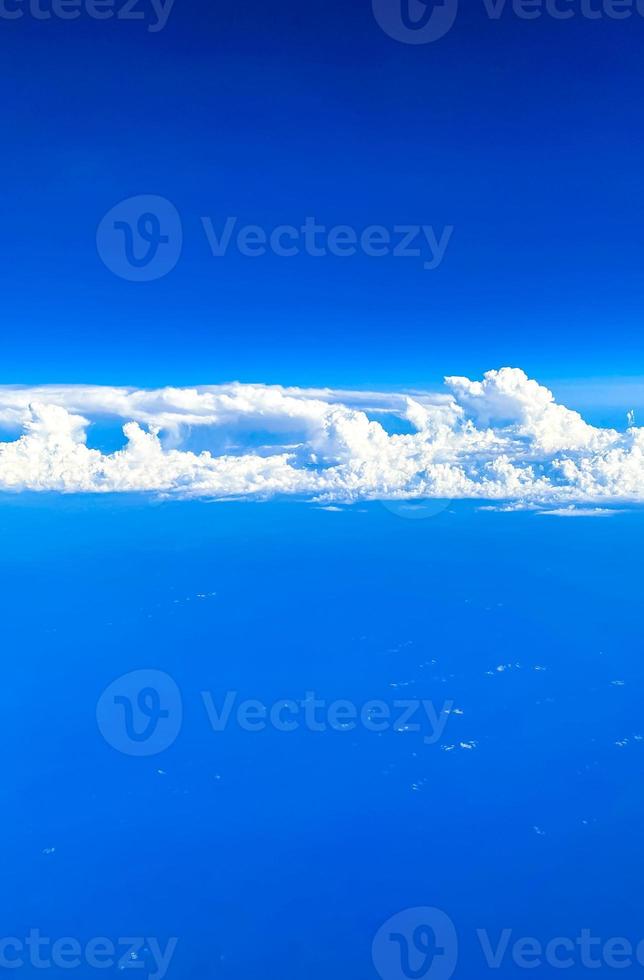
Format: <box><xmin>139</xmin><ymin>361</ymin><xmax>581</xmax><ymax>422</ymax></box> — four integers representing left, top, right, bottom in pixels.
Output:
<box><xmin>0</xmin><ymin>368</ymin><xmax>640</xmax><ymax>506</ymax></box>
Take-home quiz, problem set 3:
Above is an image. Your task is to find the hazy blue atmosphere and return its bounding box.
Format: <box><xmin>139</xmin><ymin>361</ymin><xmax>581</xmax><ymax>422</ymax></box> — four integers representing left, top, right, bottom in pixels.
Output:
<box><xmin>2</xmin><ymin>0</ymin><xmax>644</xmax><ymax>387</ymax></box>
<box><xmin>4</xmin><ymin>499</ymin><xmax>644</xmax><ymax>978</ymax></box>
<box><xmin>2</xmin><ymin>0</ymin><xmax>644</xmax><ymax>977</ymax></box>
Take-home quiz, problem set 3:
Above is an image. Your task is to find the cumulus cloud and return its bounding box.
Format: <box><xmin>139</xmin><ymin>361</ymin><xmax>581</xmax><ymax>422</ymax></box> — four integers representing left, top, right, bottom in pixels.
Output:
<box><xmin>0</xmin><ymin>368</ymin><xmax>641</xmax><ymax>506</ymax></box>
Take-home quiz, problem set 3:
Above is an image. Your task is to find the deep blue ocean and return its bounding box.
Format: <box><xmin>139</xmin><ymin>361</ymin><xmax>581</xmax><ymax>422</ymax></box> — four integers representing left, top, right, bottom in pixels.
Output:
<box><xmin>3</xmin><ymin>497</ymin><xmax>644</xmax><ymax>978</ymax></box>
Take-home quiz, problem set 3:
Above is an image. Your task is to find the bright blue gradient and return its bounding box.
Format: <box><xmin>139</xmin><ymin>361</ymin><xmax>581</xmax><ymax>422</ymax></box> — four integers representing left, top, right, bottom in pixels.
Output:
<box><xmin>3</xmin><ymin>4</ymin><xmax>643</xmax><ymax>978</ymax></box>
<box><xmin>2</xmin><ymin>498</ymin><xmax>644</xmax><ymax>977</ymax></box>
<box><xmin>1</xmin><ymin>1</ymin><xmax>644</xmax><ymax>386</ymax></box>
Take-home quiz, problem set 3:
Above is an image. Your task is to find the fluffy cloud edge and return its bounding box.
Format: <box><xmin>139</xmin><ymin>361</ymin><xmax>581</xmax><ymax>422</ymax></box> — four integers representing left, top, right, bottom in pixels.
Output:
<box><xmin>0</xmin><ymin>367</ymin><xmax>641</xmax><ymax>508</ymax></box>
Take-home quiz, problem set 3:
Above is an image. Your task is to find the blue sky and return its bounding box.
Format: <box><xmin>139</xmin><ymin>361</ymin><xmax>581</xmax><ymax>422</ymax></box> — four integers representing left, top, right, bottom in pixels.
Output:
<box><xmin>3</xmin><ymin>0</ymin><xmax>644</xmax><ymax>388</ymax></box>
<box><xmin>5</xmin><ymin>5</ymin><xmax>644</xmax><ymax>979</ymax></box>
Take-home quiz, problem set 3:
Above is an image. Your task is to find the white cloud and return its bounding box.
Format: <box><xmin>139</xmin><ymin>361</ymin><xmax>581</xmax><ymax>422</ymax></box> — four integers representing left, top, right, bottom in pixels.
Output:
<box><xmin>0</xmin><ymin>367</ymin><xmax>641</xmax><ymax>506</ymax></box>
<box><xmin>537</xmin><ymin>507</ymin><xmax>622</xmax><ymax>518</ymax></box>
